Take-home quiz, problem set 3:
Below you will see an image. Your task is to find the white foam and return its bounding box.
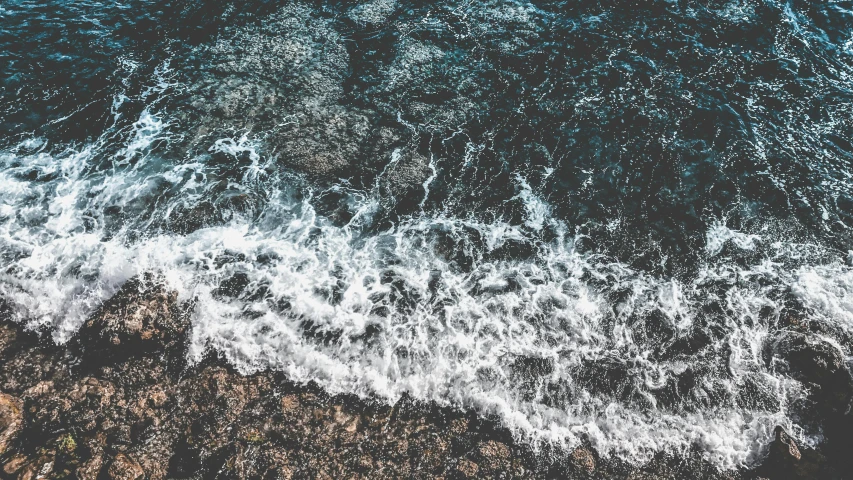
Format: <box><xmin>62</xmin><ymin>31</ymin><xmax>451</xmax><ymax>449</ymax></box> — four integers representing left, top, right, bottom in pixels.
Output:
<box><xmin>705</xmin><ymin>222</ymin><xmax>762</xmax><ymax>256</ymax></box>
<box><xmin>2</xmin><ymin>102</ymin><xmax>852</xmax><ymax>471</ymax></box>
<box><xmin>514</xmin><ymin>174</ymin><xmax>552</xmax><ymax>231</ymax></box>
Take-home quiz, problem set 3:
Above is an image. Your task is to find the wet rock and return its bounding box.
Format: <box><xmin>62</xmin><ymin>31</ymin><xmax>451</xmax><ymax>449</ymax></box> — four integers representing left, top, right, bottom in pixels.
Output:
<box><xmin>770</xmin><ymin>426</ymin><xmax>801</xmax><ymax>463</ymax></box>
<box><xmin>17</xmin><ymin>451</ymin><xmax>55</xmax><ymax>480</ymax></box>
<box><xmin>760</xmin><ymin>426</ymin><xmax>831</xmax><ymax>480</ymax></box>
<box><xmin>76</xmin><ymin>453</ymin><xmax>104</xmax><ymax>480</ymax></box>
<box><xmin>570</xmin><ymin>447</ymin><xmax>596</xmax><ymax>474</ymax></box>
<box><xmin>108</xmin><ymin>453</ymin><xmax>144</xmax><ymax>480</ymax></box>
<box><xmin>763</xmin><ymin>427</ymin><xmax>801</xmax><ymax>479</ymax></box>
<box><xmin>0</xmin><ymin>323</ymin><xmax>66</xmax><ymax>396</ymax></box>
<box><xmin>477</xmin><ymin>440</ymin><xmax>511</xmax><ymax>473</ymax></box>
<box><xmin>380</xmin><ymin>149</ymin><xmax>432</xmax><ymax>201</ymax></box>
<box><xmin>0</xmin><ymin>323</ymin><xmax>18</xmax><ymax>356</ymax></box>
<box><xmin>279</xmin><ymin>394</ymin><xmax>302</xmax><ymax>418</ymax></box>
<box><xmin>78</xmin><ymin>274</ymin><xmax>187</xmax><ymax>360</ymax></box>
<box><xmin>736</xmin><ymin>372</ymin><xmax>782</xmax><ymax>411</ymax></box>
<box><xmin>449</xmin><ymin>418</ymin><xmax>469</xmax><ymax>435</ymax></box>
<box><xmin>410</xmin><ymin>432</ymin><xmax>449</xmax><ymax>473</ymax></box>
<box><xmin>0</xmin><ymin>310</ymin><xmax>831</xmax><ymax>480</ymax></box>
<box><xmin>456</xmin><ymin>458</ymin><xmax>479</xmax><ymax>478</ymax></box>
<box><xmin>0</xmin><ymin>392</ymin><xmax>23</xmax><ymax>456</ymax></box>
<box><xmin>2</xmin><ymin>453</ymin><xmax>27</xmax><ymax>476</ymax></box>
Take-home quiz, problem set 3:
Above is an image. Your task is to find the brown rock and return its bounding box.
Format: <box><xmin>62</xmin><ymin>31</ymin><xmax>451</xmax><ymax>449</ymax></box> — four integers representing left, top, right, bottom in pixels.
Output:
<box><xmin>510</xmin><ymin>458</ymin><xmax>527</xmax><ymax>477</ymax></box>
<box><xmin>17</xmin><ymin>453</ymin><xmax>55</xmax><ymax>480</ymax></box>
<box><xmin>478</xmin><ymin>440</ymin><xmax>511</xmax><ymax>471</ymax></box>
<box><xmin>133</xmin><ymin>444</ymin><xmax>172</xmax><ymax>480</ymax></box>
<box><xmin>0</xmin><ymin>392</ymin><xmax>23</xmax><ymax>455</ymax></box>
<box><xmin>2</xmin><ymin>454</ymin><xmax>27</xmax><ymax>476</ymax></box>
<box><xmin>276</xmin><ymin>466</ymin><xmax>295</xmax><ymax>480</ymax></box>
<box><xmin>148</xmin><ymin>386</ymin><xmax>168</xmax><ymax>408</ymax></box>
<box><xmin>771</xmin><ymin>426</ymin><xmax>801</xmax><ymax>462</ymax></box>
<box><xmin>76</xmin><ymin>454</ymin><xmax>104</xmax><ymax>480</ymax></box>
<box><xmin>456</xmin><ymin>459</ymin><xmax>479</xmax><ymax>478</ymax></box>
<box><xmin>332</xmin><ymin>405</ymin><xmax>360</xmax><ymax>434</ymax></box>
<box><xmin>416</xmin><ymin>434</ymin><xmax>449</xmax><ymax>471</ymax></box>
<box><xmin>570</xmin><ymin>447</ymin><xmax>596</xmax><ymax>473</ymax></box>
<box><xmin>23</xmin><ymin>381</ymin><xmax>54</xmax><ymax>398</ymax></box>
<box><xmin>108</xmin><ymin>453</ymin><xmax>144</xmax><ymax>480</ymax></box>
<box><xmin>449</xmin><ymin>418</ymin><xmax>468</xmax><ymax>435</ymax></box>
<box><xmin>80</xmin><ymin>274</ymin><xmax>187</xmax><ymax>357</ymax></box>
<box><xmin>357</xmin><ymin>453</ymin><xmax>374</xmax><ymax>470</ymax></box>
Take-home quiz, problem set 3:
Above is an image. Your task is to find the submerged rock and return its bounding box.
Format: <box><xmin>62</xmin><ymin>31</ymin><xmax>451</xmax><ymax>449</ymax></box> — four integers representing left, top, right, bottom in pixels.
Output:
<box><xmin>348</xmin><ymin>0</ymin><xmax>398</xmax><ymax>26</ymax></box>
<box><xmin>173</xmin><ymin>3</ymin><xmax>408</xmax><ymax>181</ymax></box>
<box><xmin>379</xmin><ymin>149</ymin><xmax>432</xmax><ymax>202</ymax></box>
<box><xmin>768</xmin><ymin>331</ymin><xmax>853</xmax><ymax>417</ymax></box>
<box><xmin>271</xmin><ymin>105</ymin><xmax>405</xmax><ymax>178</ymax></box>
<box><xmin>770</xmin><ymin>332</ymin><xmax>846</xmax><ymax>385</ymax></box>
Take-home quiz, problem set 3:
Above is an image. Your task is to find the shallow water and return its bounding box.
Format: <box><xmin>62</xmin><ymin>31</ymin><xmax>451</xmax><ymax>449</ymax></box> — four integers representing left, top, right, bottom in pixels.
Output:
<box><xmin>2</xmin><ymin>0</ymin><xmax>853</xmax><ymax>468</ymax></box>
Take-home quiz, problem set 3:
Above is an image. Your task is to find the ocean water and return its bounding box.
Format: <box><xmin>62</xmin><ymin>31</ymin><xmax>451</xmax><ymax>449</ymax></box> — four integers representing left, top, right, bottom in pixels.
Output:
<box><xmin>2</xmin><ymin>0</ymin><xmax>853</xmax><ymax>468</ymax></box>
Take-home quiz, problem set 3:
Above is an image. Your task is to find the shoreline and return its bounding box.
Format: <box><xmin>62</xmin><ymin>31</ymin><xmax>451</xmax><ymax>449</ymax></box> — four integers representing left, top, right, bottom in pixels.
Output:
<box><xmin>0</xmin><ymin>277</ymin><xmax>842</xmax><ymax>479</ymax></box>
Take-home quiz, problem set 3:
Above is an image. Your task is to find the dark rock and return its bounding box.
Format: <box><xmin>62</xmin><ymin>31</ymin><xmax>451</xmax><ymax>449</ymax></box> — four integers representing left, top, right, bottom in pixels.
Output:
<box><xmin>736</xmin><ymin>372</ymin><xmax>782</xmax><ymax>411</ymax></box>
<box><xmin>770</xmin><ymin>426</ymin><xmax>801</xmax><ymax>463</ymax></box>
<box><xmin>770</xmin><ymin>332</ymin><xmax>846</xmax><ymax>385</ymax></box>
<box><xmin>765</xmin><ymin>331</ymin><xmax>853</xmax><ymax>478</ymax></box>
<box><xmin>769</xmin><ymin>331</ymin><xmax>853</xmax><ymax>420</ymax></box>
<box><xmin>758</xmin><ymin>426</ymin><xmax>834</xmax><ymax>480</ymax></box>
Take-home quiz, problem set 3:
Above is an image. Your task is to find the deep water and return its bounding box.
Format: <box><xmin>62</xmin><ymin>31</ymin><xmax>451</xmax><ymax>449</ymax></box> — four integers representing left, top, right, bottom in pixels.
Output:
<box><xmin>2</xmin><ymin>0</ymin><xmax>853</xmax><ymax>468</ymax></box>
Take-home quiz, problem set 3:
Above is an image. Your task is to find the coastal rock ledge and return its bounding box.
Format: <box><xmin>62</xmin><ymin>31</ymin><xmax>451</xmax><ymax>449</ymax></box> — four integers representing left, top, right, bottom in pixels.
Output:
<box><xmin>0</xmin><ymin>277</ymin><xmax>849</xmax><ymax>479</ymax></box>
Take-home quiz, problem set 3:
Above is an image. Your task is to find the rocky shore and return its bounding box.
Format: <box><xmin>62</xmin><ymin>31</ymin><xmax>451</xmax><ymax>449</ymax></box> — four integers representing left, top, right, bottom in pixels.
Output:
<box><xmin>0</xmin><ymin>276</ymin><xmax>849</xmax><ymax>479</ymax></box>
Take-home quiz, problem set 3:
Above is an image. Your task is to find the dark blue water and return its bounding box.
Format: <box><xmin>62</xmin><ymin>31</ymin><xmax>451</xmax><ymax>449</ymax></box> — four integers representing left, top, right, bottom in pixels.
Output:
<box><xmin>2</xmin><ymin>0</ymin><xmax>853</xmax><ymax>466</ymax></box>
